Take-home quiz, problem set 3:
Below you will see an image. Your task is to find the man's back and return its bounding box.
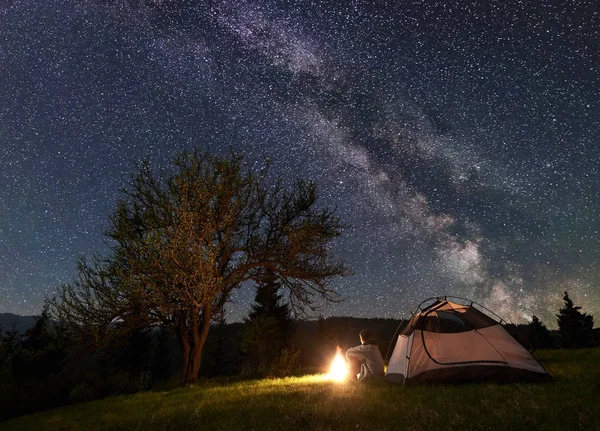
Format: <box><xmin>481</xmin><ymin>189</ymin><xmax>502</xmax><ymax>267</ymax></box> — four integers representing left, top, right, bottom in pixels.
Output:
<box><xmin>346</xmin><ymin>343</ymin><xmax>385</xmax><ymax>380</ymax></box>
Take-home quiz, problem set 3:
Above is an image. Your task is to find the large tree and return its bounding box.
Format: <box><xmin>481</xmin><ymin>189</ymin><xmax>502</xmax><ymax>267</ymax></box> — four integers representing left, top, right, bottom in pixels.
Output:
<box><xmin>50</xmin><ymin>150</ymin><xmax>350</xmax><ymax>383</ymax></box>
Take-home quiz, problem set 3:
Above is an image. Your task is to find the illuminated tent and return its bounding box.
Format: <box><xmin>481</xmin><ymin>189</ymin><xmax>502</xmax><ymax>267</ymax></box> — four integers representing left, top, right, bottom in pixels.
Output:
<box><xmin>385</xmin><ymin>297</ymin><xmax>551</xmax><ymax>385</ymax></box>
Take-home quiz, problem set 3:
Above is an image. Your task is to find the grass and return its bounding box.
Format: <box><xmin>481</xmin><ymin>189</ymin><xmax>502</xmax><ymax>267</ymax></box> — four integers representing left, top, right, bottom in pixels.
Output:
<box><xmin>3</xmin><ymin>349</ymin><xmax>600</xmax><ymax>430</ymax></box>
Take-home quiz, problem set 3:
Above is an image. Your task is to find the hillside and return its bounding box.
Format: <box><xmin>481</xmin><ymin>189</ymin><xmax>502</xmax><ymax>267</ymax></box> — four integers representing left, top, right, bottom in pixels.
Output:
<box><xmin>3</xmin><ymin>349</ymin><xmax>599</xmax><ymax>430</ymax></box>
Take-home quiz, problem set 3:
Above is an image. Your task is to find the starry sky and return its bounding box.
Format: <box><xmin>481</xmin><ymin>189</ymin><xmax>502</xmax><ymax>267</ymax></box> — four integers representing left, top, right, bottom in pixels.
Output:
<box><xmin>1</xmin><ymin>0</ymin><xmax>599</xmax><ymax>326</ymax></box>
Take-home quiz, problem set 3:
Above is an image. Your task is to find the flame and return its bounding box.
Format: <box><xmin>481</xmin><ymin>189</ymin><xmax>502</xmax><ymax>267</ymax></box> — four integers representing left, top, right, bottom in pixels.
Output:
<box><xmin>328</xmin><ymin>352</ymin><xmax>348</xmax><ymax>381</ymax></box>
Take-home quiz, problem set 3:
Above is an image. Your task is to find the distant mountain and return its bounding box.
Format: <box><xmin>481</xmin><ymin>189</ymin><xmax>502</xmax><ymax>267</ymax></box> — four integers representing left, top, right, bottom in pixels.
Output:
<box><xmin>0</xmin><ymin>313</ymin><xmax>38</xmax><ymax>334</ymax></box>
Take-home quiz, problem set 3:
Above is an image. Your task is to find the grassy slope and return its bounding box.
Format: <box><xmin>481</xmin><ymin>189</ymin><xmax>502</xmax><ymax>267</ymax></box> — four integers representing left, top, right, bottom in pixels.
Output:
<box><xmin>4</xmin><ymin>349</ymin><xmax>599</xmax><ymax>431</ymax></box>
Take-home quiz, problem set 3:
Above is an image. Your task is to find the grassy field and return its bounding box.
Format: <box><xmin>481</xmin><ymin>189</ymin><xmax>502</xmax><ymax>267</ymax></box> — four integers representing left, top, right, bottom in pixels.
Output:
<box><xmin>3</xmin><ymin>349</ymin><xmax>599</xmax><ymax>430</ymax></box>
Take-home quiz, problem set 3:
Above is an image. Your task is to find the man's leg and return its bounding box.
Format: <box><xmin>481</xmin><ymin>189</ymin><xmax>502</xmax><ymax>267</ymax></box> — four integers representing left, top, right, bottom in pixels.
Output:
<box><xmin>347</xmin><ymin>357</ymin><xmax>362</xmax><ymax>377</ymax></box>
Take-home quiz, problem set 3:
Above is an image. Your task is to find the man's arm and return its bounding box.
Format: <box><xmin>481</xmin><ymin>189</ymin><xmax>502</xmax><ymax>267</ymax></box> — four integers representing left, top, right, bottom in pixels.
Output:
<box><xmin>346</xmin><ymin>344</ymin><xmax>367</xmax><ymax>360</ymax></box>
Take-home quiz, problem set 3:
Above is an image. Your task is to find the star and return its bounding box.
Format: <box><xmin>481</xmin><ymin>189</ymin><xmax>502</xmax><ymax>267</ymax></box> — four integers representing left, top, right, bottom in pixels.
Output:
<box><xmin>1</xmin><ymin>0</ymin><xmax>598</xmax><ymax>326</ymax></box>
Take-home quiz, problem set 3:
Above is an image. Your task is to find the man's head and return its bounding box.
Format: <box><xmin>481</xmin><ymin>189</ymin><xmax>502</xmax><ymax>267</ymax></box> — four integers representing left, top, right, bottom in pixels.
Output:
<box><xmin>359</xmin><ymin>329</ymin><xmax>371</xmax><ymax>344</ymax></box>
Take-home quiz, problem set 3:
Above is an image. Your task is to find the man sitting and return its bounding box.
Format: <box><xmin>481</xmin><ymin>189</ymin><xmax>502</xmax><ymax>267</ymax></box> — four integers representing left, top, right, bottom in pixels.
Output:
<box><xmin>345</xmin><ymin>329</ymin><xmax>385</xmax><ymax>381</ymax></box>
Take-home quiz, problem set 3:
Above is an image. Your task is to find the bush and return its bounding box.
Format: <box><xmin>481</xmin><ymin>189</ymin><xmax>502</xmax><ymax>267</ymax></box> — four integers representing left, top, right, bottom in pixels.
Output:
<box><xmin>137</xmin><ymin>370</ymin><xmax>153</xmax><ymax>392</ymax></box>
<box><xmin>269</xmin><ymin>348</ymin><xmax>300</xmax><ymax>377</ymax></box>
<box><xmin>69</xmin><ymin>382</ymin><xmax>98</xmax><ymax>404</ymax></box>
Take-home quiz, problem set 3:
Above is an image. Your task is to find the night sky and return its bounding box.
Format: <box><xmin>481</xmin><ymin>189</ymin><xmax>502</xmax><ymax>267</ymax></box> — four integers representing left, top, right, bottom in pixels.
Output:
<box><xmin>2</xmin><ymin>0</ymin><xmax>599</xmax><ymax>325</ymax></box>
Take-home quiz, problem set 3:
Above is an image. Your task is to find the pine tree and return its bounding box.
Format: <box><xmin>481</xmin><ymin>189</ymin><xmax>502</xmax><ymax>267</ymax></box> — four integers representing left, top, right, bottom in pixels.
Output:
<box><xmin>556</xmin><ymin>291</ymin><xmax>594</xmax><ymax>348</ymax></box>
<box><xmin>241</xmin><ymin>271</ymin><xmax>295</xmax><ymax>374</ymax></box>
<box><xmin>529</xmin><ymin>315</ymin><xmax>552</xmax><ymax>350</ymax></box>
<box><xmin>247</xmin><ymin>271</ymin><xmax>293</xmax><ymax>338</ymax></box>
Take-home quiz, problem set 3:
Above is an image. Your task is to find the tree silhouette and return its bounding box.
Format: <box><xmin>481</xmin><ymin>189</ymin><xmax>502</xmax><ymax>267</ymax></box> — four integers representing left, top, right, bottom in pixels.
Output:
<box><xmin>241</xmin><ymin>271</ymin><xmax>295</xmax><ymax>374</ymax></box>
<box><xmin>529</xmin><ymin>315</ymin><xmax>552</xmax><ymax>350</ymax></box>
<box><xmin>248</xmin><ymin>271</ymin><xmax>294</xmax><ymax>336</ymax></box>
<box><xmin>556</xmin><ymin>291</ymin><xmax>594</xmax><ymax>348</ymax></box>
<box><xmin>50</xmin><ymin>150</ymin><xmax>350</xmax><ymax>383</ymax></box>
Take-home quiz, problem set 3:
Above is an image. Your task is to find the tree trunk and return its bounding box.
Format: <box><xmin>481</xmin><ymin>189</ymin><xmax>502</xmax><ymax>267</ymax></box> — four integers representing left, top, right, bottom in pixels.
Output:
<box><xmin>180</xmin><ymin>309</ymin><xmax>212</xmax><ymax>384</ymax></box>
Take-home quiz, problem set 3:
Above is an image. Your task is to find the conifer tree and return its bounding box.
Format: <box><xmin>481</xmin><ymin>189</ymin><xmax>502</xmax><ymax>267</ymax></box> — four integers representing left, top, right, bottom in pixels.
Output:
<box><xmin>556</xmin><ymin>291</ymin><xmax>594</xmax><ymax>348</ymax></box>
<box><xmin>241</xmin><ymin>270</ymin><xmax>295</xmax><ymax>374</ymax></box>
<box><xmin>248</xmin><ymin>270</ymin><xmax>294</xmax><ymax>339</ymax></box>
<box><xmin>529</xmin><ymin>315</ymin><xmax>552</xmax><ymax>350</ymax></box>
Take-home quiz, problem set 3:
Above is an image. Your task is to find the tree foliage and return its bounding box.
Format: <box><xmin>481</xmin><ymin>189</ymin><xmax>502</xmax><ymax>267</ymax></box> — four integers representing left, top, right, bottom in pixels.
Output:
<box><xmin>241</xmin><ymin>271</ymin><xmax>296</xmax><ymax>375</ymax></box>
<box><xmin>49</xmin><ymin>150</ymin><xmax>350</xmax><ymax>383</ymax></box>
<box><xmin>528</xmin><ymin>315</ymin><xmax>553</xmax><ymax>350</ymax></box>
<box><xmin>556</xmin><ymin>291</ymin><xmax>594</xmax><ymax>348</ymax></box>
<box><xmin>0</xmin><ymin>307</ymin><xmax>71</xmax><ymax>421</ymax></box>
<box><xmin>247</xmin><ymin>270</ymin><xmax>294</xmax><ymax>340</ymax></box>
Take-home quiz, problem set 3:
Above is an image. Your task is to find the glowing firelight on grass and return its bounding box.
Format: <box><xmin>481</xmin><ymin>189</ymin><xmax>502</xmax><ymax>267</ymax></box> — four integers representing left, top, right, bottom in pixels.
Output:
<box><xmin>328</xmin><ymin>352</ymin><xmax>348</xmax><ymax>382</ymax></box>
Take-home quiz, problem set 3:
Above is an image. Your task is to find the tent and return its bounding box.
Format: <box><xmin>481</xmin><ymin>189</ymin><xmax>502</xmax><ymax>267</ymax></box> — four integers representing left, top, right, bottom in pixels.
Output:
<box><xmin>386</xmin><ymin>297</ymin><xmax>551</xmax><ymax>385</ymax></box>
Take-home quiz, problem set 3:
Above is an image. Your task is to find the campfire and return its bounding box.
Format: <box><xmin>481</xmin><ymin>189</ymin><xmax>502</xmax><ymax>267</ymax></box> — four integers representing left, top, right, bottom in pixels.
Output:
<box><xmin>328</xmin><ymin>350</ymin><xmax>348</xmax><ymax>381</ymax></box>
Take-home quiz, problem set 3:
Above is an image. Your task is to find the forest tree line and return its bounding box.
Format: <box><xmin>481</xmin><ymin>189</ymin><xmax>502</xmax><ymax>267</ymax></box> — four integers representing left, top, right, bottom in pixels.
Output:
<box><xmin>0</xmin><ymin>290</ymin><xmax>597</xmax><ymax>421</ymax></box>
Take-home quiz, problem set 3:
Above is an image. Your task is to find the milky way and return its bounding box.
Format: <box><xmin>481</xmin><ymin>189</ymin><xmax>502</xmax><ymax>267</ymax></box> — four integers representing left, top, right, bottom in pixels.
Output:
<box><xmin>1</xmin><ymin>0</ymin><xmax>599</xmax><ymax>325</ymax></box>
